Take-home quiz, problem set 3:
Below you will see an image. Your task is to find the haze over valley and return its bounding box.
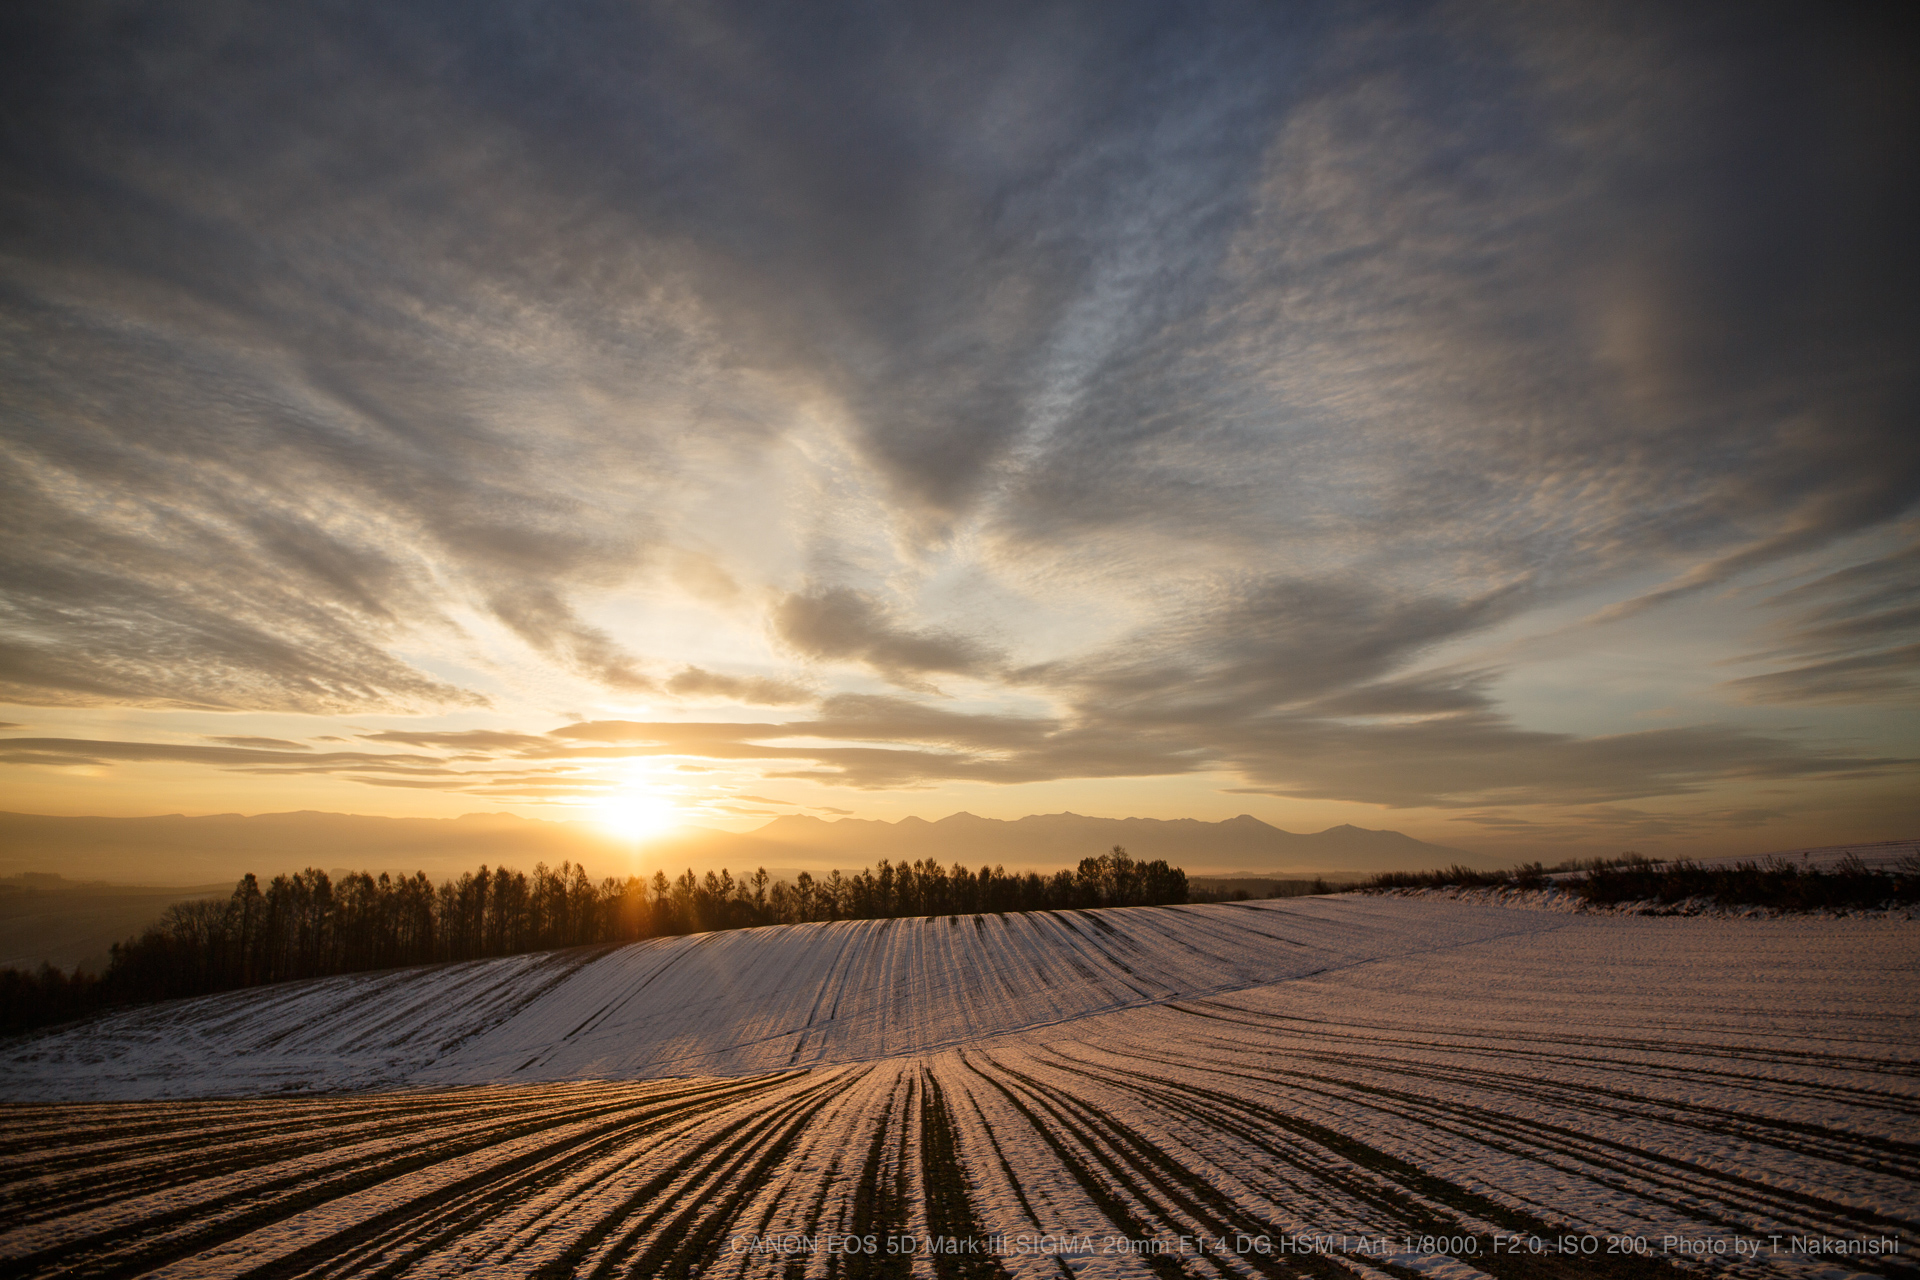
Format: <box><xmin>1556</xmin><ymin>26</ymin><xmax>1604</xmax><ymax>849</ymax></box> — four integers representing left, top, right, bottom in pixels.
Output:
<box><xmin>0</xmin><ymin>808</ymin><xmax>1478</xmax><ymax>885</ymax></box>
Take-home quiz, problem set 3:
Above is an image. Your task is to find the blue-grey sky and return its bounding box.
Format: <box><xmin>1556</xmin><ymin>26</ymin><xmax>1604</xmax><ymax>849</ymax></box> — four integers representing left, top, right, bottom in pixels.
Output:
<box><xmin>2</xmin><ymin>0</ymin><xmax>1916</xmax><ymax>857</ymax></box>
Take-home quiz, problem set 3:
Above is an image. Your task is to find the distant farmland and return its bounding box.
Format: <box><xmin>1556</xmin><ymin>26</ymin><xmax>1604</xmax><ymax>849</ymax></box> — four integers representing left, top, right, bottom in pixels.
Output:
<box><xmin>3</xmin><ymin>898</ymin><xmax>1915</xmax><ymax>1278</ymax></box>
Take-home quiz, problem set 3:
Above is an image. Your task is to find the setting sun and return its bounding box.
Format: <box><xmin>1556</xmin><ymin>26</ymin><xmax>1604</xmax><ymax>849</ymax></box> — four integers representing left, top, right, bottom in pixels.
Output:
<box><xmin>597</xmin><ymin>791</ymin><xmax>680</xmax><ymax>842</ymax></box>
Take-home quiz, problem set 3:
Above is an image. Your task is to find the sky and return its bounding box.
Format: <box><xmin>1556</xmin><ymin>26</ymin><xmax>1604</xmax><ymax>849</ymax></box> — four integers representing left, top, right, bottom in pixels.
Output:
<box><xmin>2</xmin><ymin>0</ymin><xmax>1916</xmax><ymax>863</ymax></box>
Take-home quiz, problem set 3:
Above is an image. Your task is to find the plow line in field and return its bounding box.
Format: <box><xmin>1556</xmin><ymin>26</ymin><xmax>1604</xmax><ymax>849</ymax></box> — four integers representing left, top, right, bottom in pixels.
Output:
<box><xmin>2</xmin><ymin>900</ymin><xmax>1913</xmax><ymax>1278</ymax></box>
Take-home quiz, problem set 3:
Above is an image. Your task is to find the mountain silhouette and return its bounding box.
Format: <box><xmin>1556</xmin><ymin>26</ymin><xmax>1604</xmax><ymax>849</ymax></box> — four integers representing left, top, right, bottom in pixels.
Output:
<box><xmin>0</xmin><ymin>808</ymin><xmax>1486</xmax><ymax>885</ymax></box>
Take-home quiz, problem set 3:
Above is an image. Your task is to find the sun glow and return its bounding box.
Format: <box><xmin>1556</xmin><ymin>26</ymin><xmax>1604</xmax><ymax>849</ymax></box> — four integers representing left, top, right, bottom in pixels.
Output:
<box><xmin>598</xmin><ymin>791</ymin><xmax>680</xmax><ymax>841</ymax></box>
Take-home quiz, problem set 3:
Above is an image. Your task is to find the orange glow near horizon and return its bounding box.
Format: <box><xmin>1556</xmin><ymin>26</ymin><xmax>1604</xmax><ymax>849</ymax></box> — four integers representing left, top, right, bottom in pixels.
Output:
<box><xmin>595</xmin><ymin>790</ymin><xmax>681</xmax><ymax>843</ymax></box>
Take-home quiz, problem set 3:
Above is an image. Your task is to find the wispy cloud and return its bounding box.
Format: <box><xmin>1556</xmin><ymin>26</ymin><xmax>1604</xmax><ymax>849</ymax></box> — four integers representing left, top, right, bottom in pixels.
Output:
<box><xmin>4</xmin><ymin>705</ymin><xmax>1905</xmax><ymax>812</ymax></box>
<box><xmin>204</xmin><ymin>736</ymin><xmax>312</xmax><ymax>750</ymax></box>
<box><xmin>0</xmin><ymin>1</ymin><xmax>1915</xmax><ymax>836</ymax></box>
<box><xmin>772</xmin><ymin>589</ymin><xmax>1001</xmax><ymax>683</ymax></box>
<box><xmin>1717</xmin><ymin>539</ymin><xmax>1920</xmax><ymax>705</ymax></box>
<box><xmin>0</xmin><ymin>738</ymin><xmax>454</xmax><ymax>776</ymax></box>
<box><xmin>666</xmin><ymin>667</ymin><xmax>813</xmax><ymax>706</ymax></box>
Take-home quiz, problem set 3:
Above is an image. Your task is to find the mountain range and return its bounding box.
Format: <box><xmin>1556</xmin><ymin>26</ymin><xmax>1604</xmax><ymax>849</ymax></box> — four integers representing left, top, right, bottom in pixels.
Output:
<box><xmin>0</xmin><ymin>808</ymin><xmax>1488</xmax><ymax>885</ymax></box>
<box><xmin>731</xmin><ymin>811</ymin><xmax>1482</xmax><ymax>876</ymax></box>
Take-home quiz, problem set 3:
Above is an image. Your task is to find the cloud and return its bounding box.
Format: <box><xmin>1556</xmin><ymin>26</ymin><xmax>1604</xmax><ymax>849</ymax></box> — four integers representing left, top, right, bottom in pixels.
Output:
<box><xmin>204</xmin><ymin>736</ymin><xmax>312</xmax><ymax>750</ymax></box>
<box><xmin>987</xmin><ymin>6</ymin><xmax>1920</xmax><ymax>604</ymax></box>
<box><xmin>1451</xmin><ymin>803</ymin><xmax>1791</xmax><ymax>845</ymax></box>
<box><xmin>1205</xmin><ymin>717</ymin><xmax>1907</xmax><ymax>811</ymax></box>
<box><xmin>772</xmin><ymin>588</ymin><xmax>1000</xmax><ymax>681</ymax></box>
<box><xmin>1590</xmin><ymin>490</ymin><xmax>1920</xmax><ymax>625</ymax></box>
<box><xmin>485</xmin><ymin>588</ymin><xmax>655</xmax><ymax>692</ymax></box>
<box><xmin>8</xmin><ymin>672</ymin><xmax>1906</xmax><ymax>813</ymax></box>
<box><xmin>525</xmin><ymin>709</ymin><xmax>1201</xmax><ymax>789</ymax></box>
<box><xmin>546</xmin><ymin>721</ymin><xmax>787</xmax><ymax>748</ymax></box>
<box><xmin>351</xmin><ymin>777</ymin><xmax>480</xmax><ymax>790</ymax></box>
<box><xmin>491</xmin><ymin>681</ymin><xmax>1903</xmax><ymax>805</ymax></box>
<box><xmin>666</xmin><ymin>667</ymin><xmax>813</xmax><ymax>706</ymax></box>
<box><xmin>0</xmin><ymin>556</ymin><xmax>482</xmax><ymax>714</ymax></box>
<box><xmin>808</xmin><ymin>693</ymin><xmax>1054</xmax><ymax>749</ymax></box>
<box><xmin>1720</xmin><ymin>644</ymin><xmax>1920</xmax><ymax>707</ymax></box>
<box><xmin>1303</xmin><ymin>673</ymin><xmax>1500</xmax><ymax>719</ymax></box>
<box><xmin>0</xmin><ymin>2</ymin><xmax>1915</xmax><ymax>826</ymax></box>
<box><xmin>358</xmin><ymin>730</ymin><xmax>554</xmax><ymax>750</ymax></box>
<box><xmin>0</xmin><ymin>737</ymin><xmax>455</xmax><ymax>776</ymax></box>
<box><xmin>1717</xmin><ymin>539</ymin><xmax>1920</xmax><ymax>705</ymax></box>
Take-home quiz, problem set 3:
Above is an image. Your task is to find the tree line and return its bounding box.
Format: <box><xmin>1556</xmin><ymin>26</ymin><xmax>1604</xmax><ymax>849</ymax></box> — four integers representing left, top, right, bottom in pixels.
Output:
<box><xmin>1362</xmin><ymin>851</ymin><xmax>1920</xmax><ymax>910</ymax></box>
<box><xmin>0</xmin><ymin>847</ymin><xmax>1185</xmax><ymax>1033</ymax></box>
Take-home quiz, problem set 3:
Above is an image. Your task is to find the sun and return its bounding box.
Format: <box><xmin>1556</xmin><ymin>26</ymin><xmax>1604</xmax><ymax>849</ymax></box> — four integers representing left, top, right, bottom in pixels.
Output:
<box><xmin>597</xmin><ymin>791</ymin><xmax>680</xmax><ymax>842</ymax></box>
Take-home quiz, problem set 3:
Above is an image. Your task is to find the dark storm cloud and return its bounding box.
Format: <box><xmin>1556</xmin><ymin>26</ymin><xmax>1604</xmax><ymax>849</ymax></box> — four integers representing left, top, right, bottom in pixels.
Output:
<box><xmin>1</xmin><ymin>1</ymin><xmax>1915</xmax><ymax>814</ymax></box>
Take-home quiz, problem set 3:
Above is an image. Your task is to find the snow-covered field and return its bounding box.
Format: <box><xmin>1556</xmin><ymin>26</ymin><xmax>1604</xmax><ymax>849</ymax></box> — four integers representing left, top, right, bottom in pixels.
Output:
<box><xmin>3</xmin><ymin>898</ymin><xmax>1915</xmax><ymax>1278</ymax></box>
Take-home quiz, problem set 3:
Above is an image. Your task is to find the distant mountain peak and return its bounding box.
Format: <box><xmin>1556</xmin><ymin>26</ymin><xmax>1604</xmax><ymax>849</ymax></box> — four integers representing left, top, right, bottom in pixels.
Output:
<box><xmin>2</xmin><ymin>807</ymin><xmax>1495</xmax><ymax>883</ymax></box>
<box><xmin>736</xmin><ymin>809</ymin><xmax>1483</xmax><ymax>874</ymax></box>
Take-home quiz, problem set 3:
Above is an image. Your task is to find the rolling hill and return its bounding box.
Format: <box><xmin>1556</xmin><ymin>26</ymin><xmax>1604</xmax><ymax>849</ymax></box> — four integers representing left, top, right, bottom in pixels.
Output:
<box><xmin>2</xmin><ymin>896</ymin><xmax>1911</xmax><ymax>1278</ymax></box>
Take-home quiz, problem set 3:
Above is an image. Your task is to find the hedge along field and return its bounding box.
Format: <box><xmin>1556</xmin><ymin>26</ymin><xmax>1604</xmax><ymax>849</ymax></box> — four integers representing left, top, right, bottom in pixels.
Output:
<box><xmin>1362</xmin><ymin>851</ymin><xmax>1920</xmax><ymax>912</ymax></box>
<box><xmin>2</xmin><ymin>896</ymin><xmax>1916</xmax><ymax>1279</ymax></box>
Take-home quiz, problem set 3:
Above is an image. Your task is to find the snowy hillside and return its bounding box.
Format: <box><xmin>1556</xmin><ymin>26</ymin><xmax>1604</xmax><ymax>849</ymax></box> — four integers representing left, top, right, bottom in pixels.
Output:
<box><xmin>3</xmin><ymin>898</ymin><xmax>1916</xmax><ymax>1279</ymax></box>
<box><xmin>0</xmin><ymin>897</ymin><xmax>1556</xmax><ymax>1099</ymax></box>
